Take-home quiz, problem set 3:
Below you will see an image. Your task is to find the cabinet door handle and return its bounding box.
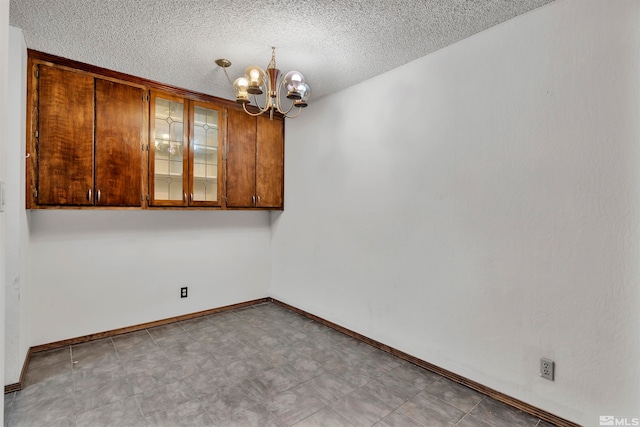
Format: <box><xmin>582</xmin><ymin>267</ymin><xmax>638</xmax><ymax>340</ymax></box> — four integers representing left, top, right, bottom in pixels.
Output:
<box><xmin>87</xmin><ymin>189</ymin><xmax>92</xmax><ymax>202</ymax></box>
<box><xmin>257</xmin><ymin>196</ymin><xmax>260</xmax><ymax>205</ymax></box>
<box><xmin>183</xmin><ymin>192</ymin><xmax>187</xmax><ymax>202</ymax></box>
<box><xmin>97</xmin><ymin>189</ymin><xmax>101</xmax><ymax>203</ymax></box>
<box><xmin>252</xmin><ymin>195</ymin><xmax>255</xmax><ymax>206</ymax></box>
<box><xmin>190</xmin><ymin>193</ymin><xmax>193</xmax><ymax>203</ymax></box>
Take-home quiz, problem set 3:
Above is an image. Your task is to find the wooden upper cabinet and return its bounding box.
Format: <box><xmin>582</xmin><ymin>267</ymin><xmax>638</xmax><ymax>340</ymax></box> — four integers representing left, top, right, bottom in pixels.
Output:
<box><xmin>34</xmin><ymin>63</ymin><xmax>144</xmax><ymax>207</ymax></box>
<box><xmin>27</xmin><ymin>51</ymin><xmax>285</xmax><ymax>210</ymax></box>
<box><xmin>226</xmin><ymin>108</ymin><xmax>257</xmax><ymax>208</ymax></box>
<box><xmin>256</xmin><ymin>114</ymin><xmax>284</xmax><ymax>209</ymax></box>
<box><xmin>37</xmin><ymin>65</ymin><xmax>94</xmax><ymax>205</ymax></box>
<box><xmin>227</xmin><ymin>108</ymin><xmax>284</xmax><ymax>210</ymax></box>
<box><xmin>95</xmin><ymin>79</ymin><xmax>144</xmax><ymax>206</ymax></box>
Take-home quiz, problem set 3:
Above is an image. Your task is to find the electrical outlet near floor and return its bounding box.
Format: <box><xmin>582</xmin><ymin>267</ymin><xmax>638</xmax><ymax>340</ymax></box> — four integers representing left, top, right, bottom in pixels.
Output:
<box><xmin>180</xmin><ymin>287</ymin><xmax>188</xmax><ymax>298</ymax></box>
<box><xmin>540</xmin><ymin>358</ymin><xmax>555</xmax><ymax>381</ymax></box>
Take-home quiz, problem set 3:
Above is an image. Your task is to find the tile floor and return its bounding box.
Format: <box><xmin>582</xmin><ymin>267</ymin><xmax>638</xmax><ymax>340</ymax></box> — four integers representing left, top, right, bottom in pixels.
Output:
<box><xmin>4</xmin><ymin>302</ymin><xmax>556</xmax><ymax>427</ymax></box>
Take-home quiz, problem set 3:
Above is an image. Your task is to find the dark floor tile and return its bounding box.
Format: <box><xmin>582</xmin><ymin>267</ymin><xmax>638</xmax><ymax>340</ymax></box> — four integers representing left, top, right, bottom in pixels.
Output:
<box><xmin>389</xmin><ymin>362</ymin><xmax>442</xmax><ymax>390</ymax></box>
<box><xmin>265</xmin><ymin>382</ymin><xmax>328</xmax><ymax>425</ymax></box>
<box><xmin>6</xmin><ymin>413</ymin><xmax>77</xmax><ymax>427</ymax></box>
<box><xmin>179</xmin><ymin>315</ymin><xmax>215</xmax><ymax>331</ymax></box>
<box><xmin>222</xmin><ymin>355</ymin><xmax>272</xmax><ymax>380</ymax></box>
<box><xmin>183</xmin><ymin>365</ymin><xmax>242</xmax><ymax>397</ymax></box>
<box><xmin>74</xmin><ymin>375</ymin><xmax>134</xmax><ymax>413</ymax></box>
<box><xmin>331</xmin><ymin>387</ymin><xmax>395</xmax><ymax>427</ymax></box>
<box><xmin>72</xmin><ymin>360</ymin><xmax>126</xmax><ymax>391</ymax></box>
<box><xmin>168</xmin><ymin>352</ymin><xmax>220</xmax><ymax>378</ymax></box>
<box><xmin>207</xmin><ymin>341</ymin><xmax>252</xmax><ymax>364</ymax></box>
<box><xmin>375</xmin><ymin>411</ymin><xmax>424</xmax><ymax>427</ymax></box>
<box><xmin>213</xmin><ymin>403</ymin><xmax>285</xmax><ymax>427</ymax></box>
<box><xmin>136</xmin><ymin>380</ymin><xmax>196</xmax><ymax>417</ymax></box>
<box><xmin>468</xmin><ymin>398</ymin><xmax>539</xmax><ymax>427</ymax></box>
<box><xmin>293</xmin><ymin>407</ymin><xmax>356</xmax><ymax>426</ymax></box>
<box><xmin>28</xmin><ymin>347</ymin><xmax>71</xmax><ymax>369</ymax></box>
<box><xmin>243</xmin><ymin>365</ymin><xmax>303</xmax><ymax>402</ymax></box>
<box><xmin>159</xmin><ymin>339</ymin><xmax>211</xmax><ymax>362</ymax></box>
<box><xmin>424</xmin><ymin>378</ymin><xmax>484</xmax><ymax>412</ymax></box>
<box><xmin>308</xmin><ymin>372</ymin><xmax>356</xmax><ymax>404</ymax></box>
<box><xmin>456</xmin><ymin>414</ymin><xmax>494</xmax><ymax>427</ymax></box>
<box><xmin>75</xmin><ymin>397</ymin><xmax>146</xmax><ymax>427</ymax></box>
<box><xmin>23</xmin><ymin>350</ymin><xmax>73</xmax><ymax>387</ymax></box>
<box><xmin>326</xmin><ymin>357</ymin><xmax>381</xmax><ymax>389</ymax></box>
<box><xmin>123</xmin><ymin>351</ymin><xmax>178</xmax><ymax>394</ymax></box>
<box><xmin>398</xmin><ymin>391</ymin><xmax>465</xmax><ymax>427</ymax></box>
<box><xmin>361</xmin><ymin>373</ymin><xmax>421</xmax><ymax>407</ymax></box>
<box><xmin>147</xmin><ymin>322</ymin><xmax>186</xmax><ymax>341</ymax></box>
<box><xmin>71</xmin><ymin>338</ymin><xmax>117</xmax><ymax>363</ymax></box>
<box><xmin>113</xmin><ymin>330</ymin><xmax>159</xmax><ymax>360</ymax></box>
<box><xmin>361</xmin><ymin>349</ymin><xmax>404</xmax><ymax>373</ymax></box>
<box><xmin>200</xmin><ymin>382</ymin><xmax>260</xmax><ymax>423</ymax></box>
<box><xmin>6</xmin><ymin>393</ymin><xmax>75</xmax><ymax>427</ymax></box>
<box><xmin>288</xmin><ymin>356</ymin><xmax>326</xmax><ymax>382</ymax></box>
<box><xmin>15</xmin><ymin>369</ymin><xmax>74</xmax><ymax>400</ymax></box>
<box><xmin>145</xmin><ymin>398</ymin><xmax>213</xmax><ymax>427</ymax></box>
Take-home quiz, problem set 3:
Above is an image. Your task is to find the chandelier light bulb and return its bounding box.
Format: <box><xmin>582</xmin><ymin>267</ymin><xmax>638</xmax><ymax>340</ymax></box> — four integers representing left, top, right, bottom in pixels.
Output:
<box><xmin>283</xmin><ymin>71</ymin><xmax>305</xmax><ymax>99</ymax></box>
<box><xmin>245</xmin><ymin>66</ymin><xmax>265</xmax><ymax>94</ymax></box>
<box><xmin>233</xmin><ymin>77</ymin><xmax>250</xmax><ymax>104</ymax></box>
<box><xmin>295</xmin><ymin>83</ymin><xmax>311</xmax><ymax>108</ymax></box>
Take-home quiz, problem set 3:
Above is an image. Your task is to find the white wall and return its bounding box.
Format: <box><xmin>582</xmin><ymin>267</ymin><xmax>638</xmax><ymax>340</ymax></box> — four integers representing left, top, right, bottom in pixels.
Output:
<box><xmin>5</xmin><ymin>26</ymin><xmax>28</xmax><ymax>385</ymax></box>
<box><xmin>0</xmin><ymin>0</ymin><xmax>10</xmax><ymax>422</ymax></box>
<box><xmin>270</xmin><ymin>1</ymin><xmax>640</xmax><ymax>425</ymax></box>
<box><xmin>29</xmin><ymin>210</ymin><xmax>271</xmax><ymax>344</ymax></box>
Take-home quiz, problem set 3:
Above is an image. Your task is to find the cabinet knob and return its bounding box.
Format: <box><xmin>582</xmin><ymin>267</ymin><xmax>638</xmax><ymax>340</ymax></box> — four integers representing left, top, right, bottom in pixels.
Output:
<box><xmin>87</xmin><ymin>189</ymin><xmax>92</xmax><ymax>202</ymax></box>
<box><xmin>183</xmin><ymin>192</ymin><xmax>187</xmax><ymax>202</ymax></box>
<box><xmin>97</xmin><ymin>189</ymin><xmax>101</xmax><ymax>203</ymax></box>
<box><xmin>190</xmin><ymin>193</ymin><xmax>193</xmax><ymax>203</ymax></box>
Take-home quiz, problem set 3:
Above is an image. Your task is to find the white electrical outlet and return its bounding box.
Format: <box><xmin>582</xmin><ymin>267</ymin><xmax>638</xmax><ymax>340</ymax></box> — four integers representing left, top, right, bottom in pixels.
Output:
<box><xmin>540</xmin><ymin>358</ymin><xmax>555</xmax><ymax>381</ymax></box>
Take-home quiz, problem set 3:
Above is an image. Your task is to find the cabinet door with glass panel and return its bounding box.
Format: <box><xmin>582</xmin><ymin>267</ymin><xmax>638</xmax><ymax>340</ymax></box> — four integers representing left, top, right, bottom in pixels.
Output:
<box><xmin>150</xmin><ymin>92</ymin><xmax>188</xmax><ymax>206</ymax></box>
<box><xmin>150</xmin><ymin>91</ymin><xmax>224</xmax><ymax>207</ymax></box>
<box><xmin>188</xmin><ymin>100</ymin><xmax>224</xmax><ymax>207</ymax></box>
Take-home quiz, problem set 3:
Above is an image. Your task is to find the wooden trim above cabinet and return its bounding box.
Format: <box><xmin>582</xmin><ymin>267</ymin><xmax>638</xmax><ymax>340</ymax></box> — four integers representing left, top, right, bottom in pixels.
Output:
<box><xmin>27</xmin><ymin>49</ymin><xmax>238</xmax><ymax>108</ymax></box>
<box><xmin>26</xmin><ymin>50</ymin><xmax>285</xmax><ymax>211</ymax></box>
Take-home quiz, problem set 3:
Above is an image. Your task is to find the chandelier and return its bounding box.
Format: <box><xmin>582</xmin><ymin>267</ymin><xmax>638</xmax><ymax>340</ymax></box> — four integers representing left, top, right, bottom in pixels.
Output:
<box><xmin>216</xmin><ymin>47</ymin><xmax>310</xmax><ymax>119</ymax></box>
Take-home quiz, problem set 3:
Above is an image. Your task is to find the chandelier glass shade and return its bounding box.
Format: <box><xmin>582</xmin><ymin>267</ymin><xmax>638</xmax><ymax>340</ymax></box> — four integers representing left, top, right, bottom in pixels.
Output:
<box><xmin>216</xmin><ymin>47</ymin><xmax>310</xmax><ymax>119</ymax></box>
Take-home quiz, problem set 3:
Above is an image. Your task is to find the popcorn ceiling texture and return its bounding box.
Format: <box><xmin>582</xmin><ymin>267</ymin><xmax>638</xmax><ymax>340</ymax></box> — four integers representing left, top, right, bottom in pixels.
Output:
<box><xmin>9</xmin><ymin>0</ymin><xmax>553</xmax><ymax>102</ymax></box>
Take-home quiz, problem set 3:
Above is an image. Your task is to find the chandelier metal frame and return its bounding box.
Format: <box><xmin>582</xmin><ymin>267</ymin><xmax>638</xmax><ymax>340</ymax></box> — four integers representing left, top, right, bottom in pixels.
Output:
<box><xmin>216</xmin><ymin>47</ymin><xmax>310</xmax><ymax>119</ymax></box>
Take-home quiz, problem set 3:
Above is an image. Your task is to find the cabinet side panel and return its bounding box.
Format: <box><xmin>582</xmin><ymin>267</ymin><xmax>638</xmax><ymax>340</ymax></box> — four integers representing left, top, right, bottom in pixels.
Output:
<box><xmin>256</xmin><ymin>115</ymin><xmax>284</xmax><ymax>209</ymax></box>
<box><xmin>226</xmin><ymin>108</ymin><xmax>256</xmax><ymax>208</ymax></box>
<box><xmin>95</xmin><ymin>79</ymin><xmax>143</xmax><ymax>206</ymax></box>
<box><xmin>37</xmin><ymin>66</ymin><xmax>94</xmax><ymax>205</ymax></box>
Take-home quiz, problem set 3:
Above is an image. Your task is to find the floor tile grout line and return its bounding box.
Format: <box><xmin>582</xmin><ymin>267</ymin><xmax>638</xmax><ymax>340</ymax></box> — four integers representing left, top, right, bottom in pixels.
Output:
<box><xmin>454</xmin><ymin>398</ymin><xmax>485</xmax><ymax>426</ymax></box>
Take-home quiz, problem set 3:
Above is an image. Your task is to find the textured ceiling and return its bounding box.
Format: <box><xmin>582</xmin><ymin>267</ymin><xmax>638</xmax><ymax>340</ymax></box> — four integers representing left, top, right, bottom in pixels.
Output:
<box><xmin>10</xmin><ymin>0</ymin><xmax>553</xmax><ymax>103</ymax></box>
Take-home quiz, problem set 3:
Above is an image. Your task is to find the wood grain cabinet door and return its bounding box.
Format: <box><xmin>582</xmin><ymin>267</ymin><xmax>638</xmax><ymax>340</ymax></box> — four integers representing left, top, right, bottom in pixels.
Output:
<box><xmin>37</xmin><ymin>66</ymin><xmax>94</xmax><ymax>205</ymax></box>
<box><xmin>226</xmin><ymin>108</ymin><xmax>257</xmax><ymax>208</ymax></box>
<box><xmin>256</xmin><ymin>115</ymin><xmax>284</xmax><ymax>209</ymax></box>
<box><xmin>95</xmin><ymin>79</ymin><xmax>143</xmax><ymax>206</ymax></box>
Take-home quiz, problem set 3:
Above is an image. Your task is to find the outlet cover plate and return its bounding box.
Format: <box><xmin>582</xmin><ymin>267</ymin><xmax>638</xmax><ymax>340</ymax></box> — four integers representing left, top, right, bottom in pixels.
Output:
<box><xmin>540</xmin><ymin>358</ymin><xmax>555</xmax><ymax>381</ymax></box>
